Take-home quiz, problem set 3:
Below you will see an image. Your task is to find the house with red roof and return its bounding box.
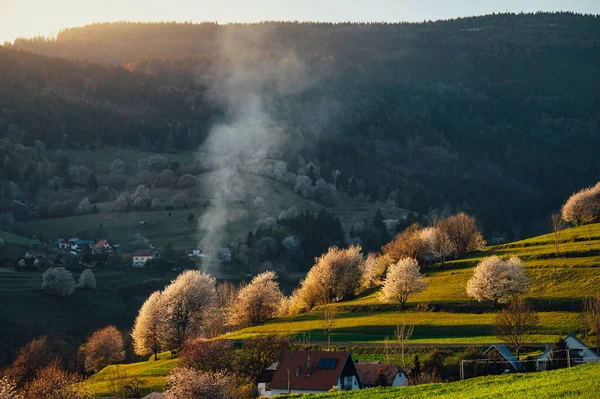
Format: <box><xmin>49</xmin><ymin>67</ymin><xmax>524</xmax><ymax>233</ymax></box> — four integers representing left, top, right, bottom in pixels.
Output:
<box><xmin>355</xmin><ymin>361</ymin><xmax>407</xmax><ymax>388</ymax></box>
<box><xmin>265</xmin><ymin>350</ymin><xmax>362</xmax><ymax>396</ymax></box>
<box><xmin>92</xmin><ymin>239</ymin><xmax>113</xmax><ymax>254</ymax></box>
<box><xmin>133</xmin><ymin>249</ymin><xmax>160</xmax><ymax>267</ymax></box>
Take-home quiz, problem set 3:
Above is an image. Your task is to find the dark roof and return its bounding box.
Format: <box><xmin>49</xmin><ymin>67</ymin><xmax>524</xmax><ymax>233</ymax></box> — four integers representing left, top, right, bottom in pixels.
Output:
<box><xmin>258</xmin><ymin>369</ymin><xmax>276</xmax><ymax>383</ymax></box>
<box><xmin>484</xmin><ymin>345</ymin><xmax>524</xmax><ymax>371</ymax></box>
<box><xmin>355</xmin><ymin>363</ymin><xmax>401</xmax><ymax>386</ymax></box>
<box><xmin>270</xmin><ymin>351</ymin><xmax>350</xmax><ymax>391</ymax></box>
<box><xmin>134</xmin><ymin>249</ymin><xmax>155</xmax><ymax>256</ymax></box>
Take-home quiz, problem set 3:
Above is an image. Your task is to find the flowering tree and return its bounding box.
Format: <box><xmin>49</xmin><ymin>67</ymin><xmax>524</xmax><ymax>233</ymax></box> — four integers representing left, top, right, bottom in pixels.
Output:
<box><xmin>562</xmin><ymin>182</ymin><xmax>600</xmax><ymax>225</ymax></box>
<box><xmin>360</xmin><ymin>253</ymin><xmax>381</xmax><ymax>288</ymax></box>
<box><xmin>84</xmin><ymin>326</ymin><xmax>125</xmax><ymax>373</ymax></box>
<box><xmin>78</xmin><ymin>269</ymin><xmax>96</xmax><ymax>289</ymax></box>
<box><xmin>227</xmin><ymin>271</ymin><xmax>282</xmax><ymax>328</ymax></box>
<box><xmin>42</xmin><ymin>267</ymin><xmax>75</xmax><ymax>297</ymax></box>
<box><xmin>164</xmin><ymin>368</ymin><xmax>235</xmax><ymax>399</ymax></box>
<box><xmin>159</xmin><ymin>271</ymin><xmax>217</xmax><ymax>351</ymax></box>
<box><xmin>131</xmin><ymin>291</ymin><xmax>162</xmax><ymax>360</ymax></box>
<box><xmin>466</xmin><ymin>256</ymin><xmax>528</xmax><ymax>305</ymax></box>
<box><xmin>420</xmin><ymin>226</ymin><xmax>454</xmax><ymax>266</ymax></box>
<box><xmin>290</xmin><ymin>246</ymin><xmax>363</xmax><ymax>312</ymax></box>
<box><xmin>0</xmin><ymin>376</ymin><xmax>21</xmax><ymax>399</ymax></box>
<box><xmin>380</xmin><ymin>258</ymin><xmax>428</xmax><ymax>308</ymax></box>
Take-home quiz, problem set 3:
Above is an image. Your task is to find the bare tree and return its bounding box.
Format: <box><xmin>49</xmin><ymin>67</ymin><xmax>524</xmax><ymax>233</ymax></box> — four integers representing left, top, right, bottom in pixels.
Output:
<box><xmin>322</xmin><ymin>307</ymin><xmax>337</xmax><ymax>349</ymax></box>
<box><xmin>380</xmin><ymin>258</ymin><xmax>428</xmax><ymax>308</ymax></box>
<box><xmin>583</xmin><ymin>295</ymin><xmax>600</xmax><ymax>352</ymax></box>
<box><xmin>440</xmin><ymin>213</ymin><xmax>486</xmax><ymax>256</ymax></box>
<box><xmin>395</xmin><ymin>323</ymin><xmax>414</xmax><ymax>369</ymax></box>
<box><xmin>551</xmin><ymin>213</ymin><xmax>565</xmax><ymax>256</ymax></box>
<box><xmin>493</xmin><ymin>297</ymin><xmax>538</xmax><ymax>356</ymax></box>
<box><xmin>466</xmin><ymin>256</ymin><xmax>528</xmax><ymax>305</ymax></box>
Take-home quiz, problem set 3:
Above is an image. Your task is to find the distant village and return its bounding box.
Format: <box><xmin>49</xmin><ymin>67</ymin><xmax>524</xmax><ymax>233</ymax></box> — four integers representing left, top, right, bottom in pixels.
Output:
<box><xmin>19</xmin><ymin>235</ymin><xmax>233</xmax><ymax>270</ymax></box>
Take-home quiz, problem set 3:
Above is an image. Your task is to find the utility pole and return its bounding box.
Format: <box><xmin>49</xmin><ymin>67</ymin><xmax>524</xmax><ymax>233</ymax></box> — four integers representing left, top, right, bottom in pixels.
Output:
<box><xmin>460</xmin><ymin>360</ymin><xmax>465</xmax><ymax>380</ymax></box>
<box><xmin>287</xmin><ymin>369</ymin><xmax>291</xmax><ymax>393</ymax></box>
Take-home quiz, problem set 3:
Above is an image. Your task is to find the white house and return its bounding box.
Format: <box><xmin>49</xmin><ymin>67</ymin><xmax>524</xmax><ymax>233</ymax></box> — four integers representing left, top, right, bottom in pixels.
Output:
<box><xmin>355</xmin><ymin>362</ymin><xmax>407</xmax><ymax>388</ymax></box>
<box><xmin>264</xmin><ymin>351</ymin><xmax>361</xmax><ymax>397</ymax></box>
<box><xmin>133</xmin><ymin>249</ymin><xmax>160</xmax><ymax>267</ymax></box>
<box><xmin>536</xmin><ymin>334</ymin><xmax>600</xmax><ymax>371</ymax></box>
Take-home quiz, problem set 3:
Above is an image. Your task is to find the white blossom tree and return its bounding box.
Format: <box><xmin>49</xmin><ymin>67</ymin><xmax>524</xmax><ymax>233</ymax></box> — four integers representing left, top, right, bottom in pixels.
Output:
<box><xmin>164</xmin><ymin>367</ymin><xmax>236</xmax><ymax>399</ymax></box>
<box><xmin>466</xmin><ymin>256</ymin><xmax>528</xmax><ymax>305</ymax></box>
<box><xmin>42</xmin><ymin>267</ymin><xmax>75</xmax><ymax>296</ymax></box>
<box><xmin>227</xmin><ymin>271</ymin><xmax>282</xmax><ymax>328</ymax></box>
<box><xmin>0</xmin><ymin>376</ymin><xmax>21</xmax><ymax>399</ymax></box>
<box><xmin>420</xmin><ymin>226</ymin><xmax>454</xmax><ymax>266</ymax></box>
<box><xmin>380</xmin><ymin>258</ymin><xmax>428</xmax><ymax>308</ymax></box>
<box><xmin>360</xmin><ymin>253</ymin><xmax>381</xmax><ymax>289</ymax></box>
<box><xmin>160</xmin><ymin>271</ymin><xmax>217</xmax><ymax>351</ymax></box>
<box><xmin>78</xmin><ymin>269</ymin><xmax>96</xmax><ymax>289</ymax></box>
<box><xmin>131</xmin><ymin>291</ymin><xmax>163</xmax><ymax>360</ymax></box>
<box><xmin>291</xmin><ymin>245</ymin><xmax>363</xmax><ymax>312</ymax></box>
<box><xmin>562</xmin><ymin>182</ymin><xmax>600</xmax><ymax>225</ymax></box>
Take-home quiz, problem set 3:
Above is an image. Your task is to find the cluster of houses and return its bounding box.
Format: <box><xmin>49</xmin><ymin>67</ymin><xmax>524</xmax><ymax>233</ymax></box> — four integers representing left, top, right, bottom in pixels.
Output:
<box><xmin>257</xmin><ymin>350</ymin><xmax>407</xmax><ymax>397</ymax></box>
<box><xmin>484</xmin><ymin>334</ymin><xmax>600</xmax><ymax>374</ymax></box>
<box><xmin>55</xmin><ymin>237</ymin><xmax>206</xmax><ymax>268</ymax></box>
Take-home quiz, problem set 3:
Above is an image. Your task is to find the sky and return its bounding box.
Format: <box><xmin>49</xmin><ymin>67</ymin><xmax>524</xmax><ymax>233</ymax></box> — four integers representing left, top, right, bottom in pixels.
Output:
<box><xmin>1</xmin><ymin>0</ymin><xmax>599</xmax><ymax>43</ymax></box>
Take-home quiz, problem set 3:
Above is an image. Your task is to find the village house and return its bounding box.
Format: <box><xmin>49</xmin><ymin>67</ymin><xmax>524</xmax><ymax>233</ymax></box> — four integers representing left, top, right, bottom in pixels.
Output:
<box><xmin>68</xmin><ymin>238</ymin><xmax>94</xmax><ymax>253</ymax></box>
<box><xmin>482</xmin><ymin>344</ymin><xmax>524</xmax><ymax>373</ymax></box>
<box><xmin>536</xmin><ymin>334</ymin><xmax>600</xmax><ymax>371</ymax></box>
<box><xmin>185</xmin><ymin>248</ymin><xmax>206</xmax><ymax>258</ymax></box>
<box><xmin>56</xmin><ymin>239</ymin><xmax>69</xmax><ymax>250</ymax></box>
<box><xmin>262</xmin><ymin>351</ymin><xmax>362</xmax><ymax>397</ymax></box>
<box><xmin>92</xmin><ymin>238</ymin><xmax>113</xmax><ymax>254</ymax></box>
<box><xmin>355</xmin><ymin>361</ymin><xmax>407</xmax><ymax>388</ymax></box>
<box><xmin>133</xmin><ymin>249</ymin><xmax>161</xmax><ymax>267</ymax></box>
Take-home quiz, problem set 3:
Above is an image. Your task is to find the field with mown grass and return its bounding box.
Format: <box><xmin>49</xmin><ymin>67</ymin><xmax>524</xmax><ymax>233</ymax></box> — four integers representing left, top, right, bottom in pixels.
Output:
<box><xmin>225</xmin><ymin>223</ymin><xmax>600</xmax><ymax>345</ymax></box>
<box><xmin>304</xmin><ymin>362</ymin><xmax>600</xmax><ymax>399</ymax></box>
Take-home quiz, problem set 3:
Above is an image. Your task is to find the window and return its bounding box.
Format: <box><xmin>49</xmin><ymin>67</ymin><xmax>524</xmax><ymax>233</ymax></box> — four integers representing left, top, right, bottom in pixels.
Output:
<box><xmin>317</xmin><ymin>358</ymin><xmax>338</xmax><ymax>369</ymax></box>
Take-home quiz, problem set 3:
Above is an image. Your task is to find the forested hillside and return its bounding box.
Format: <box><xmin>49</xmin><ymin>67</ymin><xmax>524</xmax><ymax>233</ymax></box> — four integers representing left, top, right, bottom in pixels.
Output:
<box><xmin>2</xmin><ymin>12</ymin><xmax>600</xmax><ymax>240</ymax></box>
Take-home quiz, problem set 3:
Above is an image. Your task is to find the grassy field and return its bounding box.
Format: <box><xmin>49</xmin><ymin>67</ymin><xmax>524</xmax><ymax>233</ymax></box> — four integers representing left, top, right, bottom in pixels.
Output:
<box><xmin>0</xmin><ymin>266</ymin><xmax>179</xmax><ymax>364</ymax></box>
<box><xmin>86</xmin><ymin>353</ymin><xmax>179</xmax><ymax>398</ymax></box>
<box><xmin>308</xmin><ymin>362</ymin><xmax>600</xmax><ymax>399</ymax></box>
<box><xmin>226</xmin><ymin>223</ymin><xmax>600</xmax><ymax>345</ymax></box>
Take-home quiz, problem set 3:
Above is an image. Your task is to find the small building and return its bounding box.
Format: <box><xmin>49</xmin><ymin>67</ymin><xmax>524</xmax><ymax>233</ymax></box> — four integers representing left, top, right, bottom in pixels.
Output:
<box><xmin>355</xmin><ymin>361</ymin><xmax>407</xmax><ymax>388</ymax></box>
<box><xmin>257</xmin><ymin>362</ymin><xmax>278</xmax><ymax>397</ymax></box>
<box><xmin>185</xmin><ymin>248</ymin><xmax>206</xmax><ymax>258</ymax></box>
<box><xmin>536</xmin><ymin>334</ymin><xmax>600</xmax><ymax>371</ymax></box>
<box><xmin>266</xmin><ymin>351</ymin><xmax>362</xmax><ymax>396</ymax></box>
<box><xmin>92</xmin><ymin>239</ymin><xmax>113</xmax><ymax>254</ymax></box>
<box><xmin>133</xmin><ymin>249</ymin><xmax>160</xmax><ymax>267</ymax></box>
<box><xmin>216</xmin><ymin>247</ymin><xmax>232</xmax><ymax>262</ymax></box>
<box><xmin>483</xmin><ymin>345</ymin><xmax>524</xmax><ymax>373</ymax></box>
<box><xmin>57</xmin><ymin>239</ymin><xmax>69</xmax><ymax>250</ymax></box>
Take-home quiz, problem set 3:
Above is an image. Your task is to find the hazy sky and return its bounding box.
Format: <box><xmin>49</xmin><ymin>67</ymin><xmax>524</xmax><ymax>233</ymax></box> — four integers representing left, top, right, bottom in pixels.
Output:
<box><xmin>2</xmin><ymin>0</ymin><xmax>599</xmax><ymax>43</ymax></box>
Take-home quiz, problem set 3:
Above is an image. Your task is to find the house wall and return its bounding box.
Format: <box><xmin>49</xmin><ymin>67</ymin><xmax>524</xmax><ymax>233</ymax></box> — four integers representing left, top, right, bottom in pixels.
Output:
<box><xmin>271</xmin><ymin>388</ymin><xmax>329</xmax><ymax>396</ymax></box>
<box><xmin>392</xmin><ymin>373</ymin><xmax>408</xmax><ymax>387</ymax></box>
<box><xmin>257</xmin><ymin>382</ymin><xmax>272</xmax><ymax>397</ymax></box>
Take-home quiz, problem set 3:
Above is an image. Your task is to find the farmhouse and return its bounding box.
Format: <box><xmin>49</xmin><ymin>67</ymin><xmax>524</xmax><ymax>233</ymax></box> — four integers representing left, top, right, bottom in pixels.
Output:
<box><xmin>355</xmin><ymin>362</ymin><xmax>407</xmax><ymax>387</ymax></box>
<box><xmin>185</xmin><ymin>248</ymin><xmax>205</xmax><ymax>258</ymax></box>
<box><xmin>265</xmin><ymin>351</ymin><xmax>361</xmax><ymax>396</ymax></box>
<box><xmin>133</xmin><ymin>249</ymin><xmax>160</xmax><ymax>267</ymax></box>
<box><xmin>68</xmin><ymin>238</ymin><xmax>94</xmax><ymax>252</ymax></box>
<box><xmin>536</xmin><ymin>334</ymin><xmax>600</xmax><ymax>371</ymax></box>
<box><xmin>483</xmin><ymin>345</ymin><xmax>524</xmax><ymax>373</ymax></box>
<box><xmin>56</xmin><ymin>239</ymin><xmax>69</xmax><ymax>249</ymax></box>
<box><xmin>92</xmin><ymin>238</ymin><xmax>113</xmax><ymax>254</ymax></box>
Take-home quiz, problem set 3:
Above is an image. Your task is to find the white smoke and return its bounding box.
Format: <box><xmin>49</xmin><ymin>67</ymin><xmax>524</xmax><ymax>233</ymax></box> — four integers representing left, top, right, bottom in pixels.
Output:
<box><xmin>195</xmin><ymin>26</ymin><xmax>318</xmax><ymax>267</ymax></box>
